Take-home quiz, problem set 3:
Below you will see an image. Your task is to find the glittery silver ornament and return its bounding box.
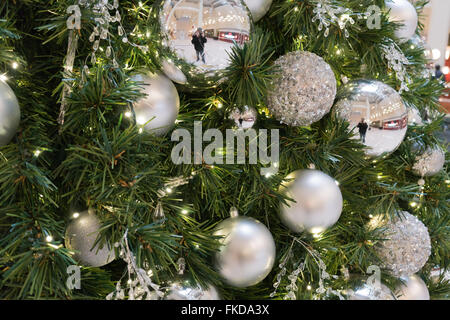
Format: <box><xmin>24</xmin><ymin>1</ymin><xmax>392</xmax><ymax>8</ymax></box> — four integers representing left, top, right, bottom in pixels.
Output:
<box><xmin>369</xmin><ymin>211</ymin><xmax>431</xmax><ymax>277</ymax></box>
<box><xmin>159</xmin><ymin>0</ymin><xmax>252</xmax><ymax>88</ymax></box>
<box><xmin>395</xmin><ymin>274</ymin><xmax>430</xmax><ymax>300</ymax></box>
<box><xmin>267</xmin><ymin>51</ymin><xmax>337</xmax><ymax>126</ymax></box>
<box><xmin>0</xmin><ymin>80</ymin><xmax>20</xmax><ymax>146</ymax></box>
<box><xmin>385</xmin><ymin>0</ymin><xmax>418</xmax><ymax>43</ymax></box>
<box><xmin>214</xmin><ymin>209</ymin><xmax>276</xmax><ymax>287</ymax></box>
<box><xmin>412</xmin><ymin>146</ymin><xmax>445</xmax><ymax>177</ymax></box>
<box><xmin>65</xmin><ymin>209</ymin><xmax>115</xmax><ymax>267</ymax></box>
<box><xmin>161</xmin><ymin>58</ymin><xmax>187</xmax><ymax>85</ymax></box>
<box><xmin>229</xmin><ymin>105</ymin><xmax>257</xmax><ymax>129</ymax></box>
<box><xmin>345</xmin><ymin>277</ymin><xmax>396</xmax><ymax>300</ymax></box>
<box><xmin>243</xmin><ymin>0</ymin><xmax>272</xmax><ymax>22</ymax></box>
<box><xmin>279</xmin><ymin>169</ymin><xmax>343</xmax><ymax>234</ymax></box>
<box><xmin>334</xmin><ymin>79</ymin><xmax>408</xmax><ymax>157</ymax></box>
<box><xmin>407</xmin><ymin>106</ymin><xmax>423</xmax><ymax>125</ymax></box>
<box><xmin>131</xmin><ymin>72</ymin><xmax>179</xmax><ymax>136</ymax></box>
<box><xmin>165</xmin><ymin>281</ymin><xmax>220</xmax><ymax>300</ymax></box>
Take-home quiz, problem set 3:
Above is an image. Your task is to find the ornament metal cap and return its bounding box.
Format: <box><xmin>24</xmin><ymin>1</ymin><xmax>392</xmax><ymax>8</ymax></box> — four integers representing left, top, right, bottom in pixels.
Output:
<box><xmin>229</xmin><ymin>207</ymin><xmax>239</xmax><ymax>218</ymax></box>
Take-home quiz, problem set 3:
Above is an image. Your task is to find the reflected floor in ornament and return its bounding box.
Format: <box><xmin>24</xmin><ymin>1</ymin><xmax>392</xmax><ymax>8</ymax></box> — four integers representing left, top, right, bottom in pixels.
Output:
<box><xmin>170</xmin><ymin>39</ymin><xmax>233</xmax><ymax>70</ymax></box>
<box><xmin>354</xmin><ymin>127</ymin><xmax>407</xmax><ymax>156</ymax></box>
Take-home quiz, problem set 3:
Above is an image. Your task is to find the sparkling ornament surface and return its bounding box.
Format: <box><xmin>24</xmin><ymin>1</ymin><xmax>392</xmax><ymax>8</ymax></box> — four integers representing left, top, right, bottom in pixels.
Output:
<box><xmin>65</xmin><ymin>209</ymin><xmax>115</xmax><ymax>267</ymax></box>
<box><xmin>229</xmin><ymin>105</ymin><xmax>257</xmax><ymax>129</ymax></box>
<box><xmin>0</xmin><ymin>80</ymin><xmax>20</xmax><ymax>146</ymax></box>
<box><xmin>267</xmin><ymin>51</ymin><xmax>337</xmax><ymax>126</ymax></box>
<box><xmin>159</xmin><ymin>0</ymin><xmax>252</xmax><ymax>88</ymax></box>
<box><xmin>385</xmin><ymin>0</ymin><xmax>418</xmax><ymax>43</ymax></box>
<box><xmin>165</xmin><ymin>282</ymin><xmax>220</xmax><ymax>300</ymax></box>
<box><xmin>214</xmin><ymin>215</ymin><xmax>276</xmax><ymax>287</ymax></box>
<box><xmin>370</xmin><ymin>211</ymin><xmax>431</xmax><ymax>277</ymax></box>
<box><xmin>334</xmin><ymin>79</ymin><xmax>408</xmax><ymax>157</ymax></box>
<box><xmin>243</xmin><ymin>0</ymin><xmax>272</xmax><ymax>22</ymax></box>
<box><xmin>395</xmin><ymin>274</ymin><xmax>430</xmax><ymax>300</ymax></box>
<box><xmin>131</xmin><ymin>72</ymin><xmax>179</xmax><ymax>136</ymax></box>
<box><xmin>412</xmin><ymin>146</ymin><xmax>445</xmax><ymax>177</ymax></box>
<box><xmin>279</xmin><ymin>169</ymin><xmax>343</xmax><ymax>234</ymax></box>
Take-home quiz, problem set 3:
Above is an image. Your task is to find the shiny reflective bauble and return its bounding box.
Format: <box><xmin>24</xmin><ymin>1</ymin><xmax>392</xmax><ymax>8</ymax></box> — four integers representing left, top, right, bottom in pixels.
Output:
<box><xmin>243</xmin><ymin>0</ymin><xmax>272</xmax><ymax>22</ymax></box>
<box><xmin>131</xmin><ymin>72</ymin><xmax>180</xmax><ymax>136</ymax></box>
<box><xmin>395</xmin><ymin>274</ymin><xmax>430</xmax><ymax>300</ymax></box>
<box><xmin>279</xmin><ymin>169</ymin><xmax>343</xmax><ymax>234</ymax></box>
<box><xmin>165</xmin><ymin>282</ymin><xmax>220</xmax><ymax>300</ymax></box>
<box><xmin>214</xmin><ymin>216</ymin><xmax>276</xmax><ymax>287</ymax></box>
<box><xmin>0</xmin><ymin>80</ymin><xmax>20</xmax><ymax>146</ymax></box>
<box><xmin>229</xmin><ymin>105</ymin><xmax>257</xmax><ymax>129</ymax></box>
<box><xmin>385</xmin><ymin>0</ymin><xmax>418</xmax><ymax>43</ymax></box>
<box><xmin>413</xmin><ymin>146</ymin><xmax>445</xmax><ymax>177</ymax></box>
<box><xmin>65</xmin><ymin>209</ymin><xmax>115</xmax><ymax>267</ymax></box>
<box><xmin>159</xmin><ymin>0</ymin><xmax>252</xmax><ymax>88</ymax></box>
<box><xmin>267</xmin><ymin>51</ymin><xmax>337</xmax><ymax>126</ymax></box>
<box><xmin>346</xmin><ymin>278</ymin><xmax>396</xmax><ymax>300</ymax></box>
<box><xmin>334</xmin><ymin>79</ymin><xmax>408</xmax><ymax>157</ymax></box>
<box><xmin>161</xmin><ymin>58</ymin><xmax>188</xmax><ymax>84</ymax></box>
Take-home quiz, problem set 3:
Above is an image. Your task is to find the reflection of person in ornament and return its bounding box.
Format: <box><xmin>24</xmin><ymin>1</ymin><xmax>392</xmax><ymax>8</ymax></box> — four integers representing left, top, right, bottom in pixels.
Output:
<box><xmin>357</xmin><ymin>118</ymin><xmax>369</xmax><ymax>143</ymax></box>
<box><xmin>433</xmin><ymin>64</ymin><xmax>445</xmax><ymax>82</ymax></box>
<box><xmin>191</xmin><ymin>27</ymin><xmax>207</xmax><ymax>64</ymax></box>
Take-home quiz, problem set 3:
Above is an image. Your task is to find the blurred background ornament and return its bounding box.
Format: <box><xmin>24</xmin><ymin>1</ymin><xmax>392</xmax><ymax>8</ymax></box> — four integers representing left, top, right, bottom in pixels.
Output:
<box><xmin>394</xmin><ymin>274</ymin><xmax>430</xmax><ymax>300</ymax></box>
<box><xmin>229</xmin><ymin>105</ymin><xmax>257</xmax><ymax>129</ymax></box>
<box><xmin>412</xmin><ymin>146</ymin><xmax>445</xmax><ymax>177</ymax></box>
<box><xmin>65</xmin><ymin>209</ymin><xmax>115</xmax><ymax>267</ymax></box>
<box><xmin>161</xmin><ymin>58</ymin><xmax>187</xmax><ymax>85</ymax></box>
<box><xmin>267</xmin><ymin>51</ymin><xmax>336</xmax><ymax>126</ymax></box>
<box><xmin>159</xmin><ymin>0</ymin><xmax>253</xmax><ymax>88</ymax></box>
<box><xmin>0</xmin><ymin>80</ymin><xmax>20</xmax><ymax>146</ymax></box>
<box><xmin>334</xmin><ymin>79</ymin><xmax>408</xmax><ymax>157</ymax></box>
<box><xmin>279</xmin><ymin>169</ymin><xmax>343</xmax><ymax>234</ymax></box>
<box><xmin>131</xmin><ymin>72</ymin><xmax>179</xmax><ymax>136</ymax></box>
<box><xmin>243</xmin><ymin>0</ymin><xmax>272</xmax><ymax>22</ymax></box>
<box><xmin>368</xmin><ymin>211</ymin><xmax>431</xmax><ymax>277</ymax></box>
<box><xmin>385</xmin><ymin>0</ymin><xmax>418</xmax><ymax>43</ymax></box>
<box><xmin>213</xmin><ymin>208</ymin><xmax>275</xmax><ymax>287</ymax></box>
<box><xmin>165</xmin><ymin>281</ymin><xmax>220</xmax><ymax>300</ymax></box>
<box><xmin>407</xmin><ymin>106</ymin><xmax>423</xmax><ymax>125</ymax></box>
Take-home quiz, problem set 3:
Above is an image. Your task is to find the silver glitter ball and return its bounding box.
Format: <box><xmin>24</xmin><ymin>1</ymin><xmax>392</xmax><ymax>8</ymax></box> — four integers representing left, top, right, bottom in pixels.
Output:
<box><xmin>267</xmin><ymin>51</ymin><xmax>337</xmax><ymax>126</ymax></box>
<box><xmin>386</xmin><ymin>0</ymin><xmax>418</xmax><ymax>43</ymax></box>
<box><xmin>279</xmin><ymin>169</ymin><xmax>343</xmax><ymax>234</ymax></box>
<box><xmin>0</xmin><ymin>80</ymin><xmax>20</xmax><ymax>146</ymax></box>
<box><xmin>395</xmin><ymin>274</ymin><xmax>430</xmax><ymax>300</ymax></box>
<box><xmin>346</xmin><ymin>277</ymin><xmax>396</xmax><ymax>300</ymax></box>
<box><xmin>412</xmin><ymin>146</ymin><xmax>445</xmax><ymax>177</ymax></box>
<box><xmin>369</xmin><ymin>211</ymin><xmax>431</xmax><ymax>277</ymax></box>
<box><xmin>334</xmin><ymin>79</ymin><xmax>408</xmax><ymax>157</ymax></box>
<box><xmin>165</xmin><ymin>282</ymin><xmax>220</xmax><ymax>300</ymax></box>
<box><xmin>131</xmin><ymin>72</ymin><xmax>180</xmax><ymax>136</ymax></box>
<box><xmin>65</xmin><ymin>209</ymin><xmax>115</xmax><ymax>267</ymax></box>
<box><xmin>229</xmin><ymin>105</ymin><xmax>258</xmax><ymax>129</ymax></box>
<box><xmin>243</xmin><ymin>0</ymin><xmax>272</xmax><ymax>22</ymax></box>
<box><xmin>214</xmin><ymin>215</ymin><xmax>276</xmax><ymax>288</ymax></box>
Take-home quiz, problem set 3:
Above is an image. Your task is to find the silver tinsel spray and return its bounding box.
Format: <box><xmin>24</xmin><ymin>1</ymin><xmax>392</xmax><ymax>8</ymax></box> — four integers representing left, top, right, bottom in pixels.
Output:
<box><xmin>381</xmin><ymin>38</ymin><xmax>411</xmax><ymax>93</ymax></box>
<box><xmin>312</xmin><ymin>0</ymin><xmax>355</xmax><ymax>38</ymax></box>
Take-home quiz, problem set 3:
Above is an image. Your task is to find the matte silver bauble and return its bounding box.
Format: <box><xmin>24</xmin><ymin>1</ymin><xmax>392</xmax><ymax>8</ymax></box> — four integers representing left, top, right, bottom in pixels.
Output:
<box><xmin>386</xmin><ymin>0</ymin><xmax>418</xmax><ymax>43</ymax></box>
<box><xmin>159</xmin><ymin>0</ymin><xmax>252</xmax><ymax>88</ymax></box>
<box><xmin>395</xmin><ymin>274</ymin><xmax>430</xmax><ymax>300</ymax></box>
<box><xmin>243</xmin><ymin>0</ymin><xmax>272</xmax><ymax>22</ymax></box>
<box><xmin>279</xmin><ymin>169</ymin><xmax>343</xmax><ymax>234</ymax></box>
<box><xmin>131</xmin><ymin>72</ymin><xmax>180</xmax><ymax>136</ymax></box>
<box><xmin>165</xmin><ymin>281</ymin><xmax>220</xmax><ymax>300</ymax></box>
<box><xmin>229</xmin><ymin>105</ymin><xmax>257</xmax><ymax>129</ymax></box>
<box><xmin>0</xmin><ymin>80</ymin><xmax>20</xmax><ymax>146</ymax></box>
<box><xmin>334</xmin><ymin>79</ymin><xmax>408</xmax><ymax>157</ymax></box>
<box><xmin>267</xmin><ymin>51</ymin><xmax>337</xmax><ymax>126</ymax></box>
<box><xmin>65</xmin><ymin>209</ymin><xmax>115</xmax><ymax>267</ymax></box>
<box><xmin>214</xmin><ymin>213</ymin><xmax>276</xmax><ymax>287</ymax></box>
<box><xmin>412</xmin><ymin>146</ymin><xmax>445</xmax><ymax>177</ymax></box>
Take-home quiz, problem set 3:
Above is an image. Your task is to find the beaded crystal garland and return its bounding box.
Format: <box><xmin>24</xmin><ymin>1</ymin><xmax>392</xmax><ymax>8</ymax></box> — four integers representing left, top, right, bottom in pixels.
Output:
<box><xmin>267</xmin><ymin>51</ymin><xmax>337</xmax><ymax>127</ymax></box>
<box><xmin>370</xmin><ymin>211</ymin><xmax>431</xmax><ymax>277</ymax></box>
<box><xmin>380</xmin><ymin>38</ymin><xmax>411</xmax><ymax>93</ymax></box>
<box><xmin>312</xmin><ymin>0</ymin><xmax>355</xmax><ymax>38</ymax></box>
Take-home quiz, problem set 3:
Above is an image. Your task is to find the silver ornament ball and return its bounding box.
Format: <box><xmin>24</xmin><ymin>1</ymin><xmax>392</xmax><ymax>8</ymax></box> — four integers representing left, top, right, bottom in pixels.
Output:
<box><xmin>0</xmin><ymin>80</ymin><xmax>20</xmax><ymax>146</ymax></box>
<box><xmin>229</xmin><ymin>105</ymin><xmax>258</xmax><ymax>129</ymax></box>
<box><xmin>413</xmin><ymin>146</ymin><xmax>445</xmax><ymax>177</ymax></box>
<box><xmin>165</xmin><ymin>282</ymin><xmax>220</xmax><ymax>300</ymax></box>
<box><xmin>267</xmin><ymin>51</ymin><xmax>337</xmax><ymax>127</ymax></box>
<box><xmin>243</xmin><ymin>0</ymin><xmax>272</xmax><ymax>22</ymax></box>
<box><xmin>131</xmin><ymin>72</ymin><xmax>180</xmax><ymax>136</ymax></box>
<box><xmin>386</xmin><ymin>0</ymin><xmax>418</xmax><ymax>43</ymax></box>
<box><xmin>346</xmin><ymin>277</ymin><xmax>396</xmax><ymax>300</ymax></box>
<box><xmin>369</xmin><ymin>211</ymin><xmax>431</xmax><ymax>277</ymax></box>
<box><xmin>65</xmin><ymin>209</ymin><xmax>115</xmax><ymax>267</ymax></box>
<box><xmin>334</xmin><ymin>79</ymin><xmax>408</xmax><ymax>157</ymax></box>
<box><xmin>161</xmin><ymin>58</ymin><xmax>187</xmax><ymax>85</ymax></box>
<box><xmin>395</xmin><ymin>274</ymin><xmax>430</xmax><ymax>300</ymax></box>
<box><xmin>279</xmin><ymin>169</ymin><xmax>343</xmax><ymax>234</ymax></box>
<box><xmin>214</xmin><ymin>214</ymin><xmax>276</xmax><ymax>288</ymax></box>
